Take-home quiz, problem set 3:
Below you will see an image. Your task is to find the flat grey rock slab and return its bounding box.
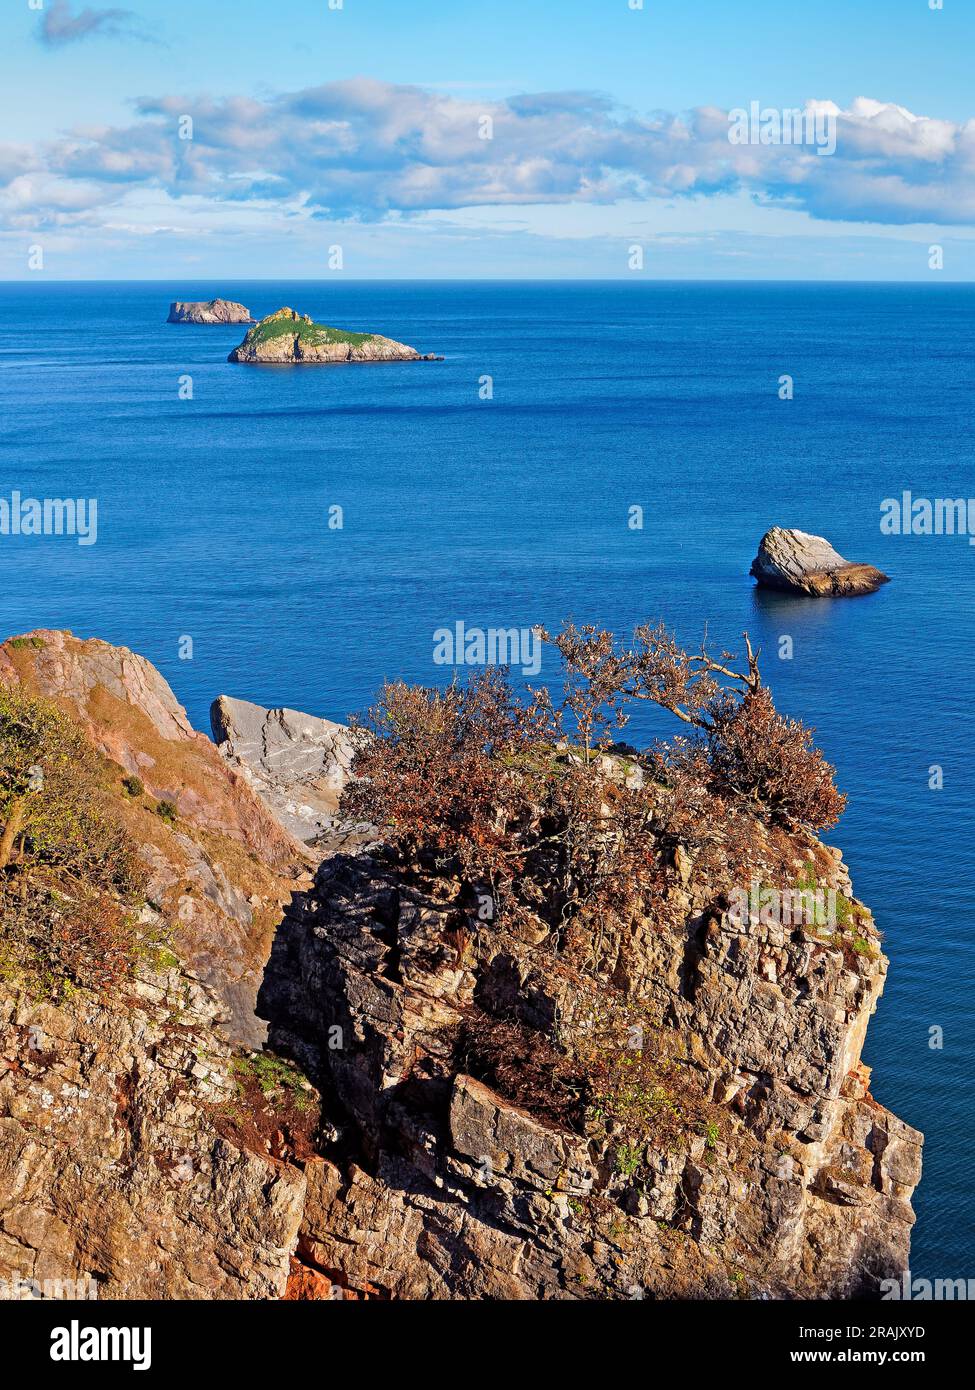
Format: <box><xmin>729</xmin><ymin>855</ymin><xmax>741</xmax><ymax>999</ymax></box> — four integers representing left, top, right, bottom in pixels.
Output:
<box><xmin>211</xmin><ymin>694</ymin><xmax>362</xmax><ymax>846</ymax></box>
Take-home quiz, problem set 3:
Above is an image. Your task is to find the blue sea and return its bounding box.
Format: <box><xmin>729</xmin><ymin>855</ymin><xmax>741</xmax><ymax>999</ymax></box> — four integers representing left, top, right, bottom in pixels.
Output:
<box><xmin>0</xmin><ymin>280</ymin><xmax>972</xmax><ymax>1280</ymax></box>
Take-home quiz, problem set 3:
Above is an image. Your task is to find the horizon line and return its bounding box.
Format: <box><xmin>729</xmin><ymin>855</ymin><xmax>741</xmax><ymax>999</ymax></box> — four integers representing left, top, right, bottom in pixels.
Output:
<box><xmin>1</xmin><ymin>276</ymin><xmax>973</xmax><ymax>287</ymax></box>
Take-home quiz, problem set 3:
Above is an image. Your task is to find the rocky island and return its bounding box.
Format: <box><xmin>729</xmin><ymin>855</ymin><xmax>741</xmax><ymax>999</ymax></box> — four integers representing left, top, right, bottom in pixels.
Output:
<box><xmin>228</xmin><ymin>306</ymin><xmax>442</xmax><ymax>364</ymax></box>
<box><xmin>751</xmin><ymin>526</ymin><xmax>890</xmax><ymax>597</ymax></box>
<box><xmin>0</xmin><ymin>625</ymin><xmax>920</xmax><ymax>1300</ymax></box>
<box><xmin>167</xmin><ymin>298</ymin><xmax>255</xmax><ymax>325</ymax></box>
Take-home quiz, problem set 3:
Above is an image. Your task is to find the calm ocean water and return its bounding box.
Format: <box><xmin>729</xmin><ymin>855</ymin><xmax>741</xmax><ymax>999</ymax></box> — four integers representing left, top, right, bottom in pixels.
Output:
<box><xmin>0</xmin><ymin>280</ymin><xmax>972</xmax><ymax>1279</ymax></box>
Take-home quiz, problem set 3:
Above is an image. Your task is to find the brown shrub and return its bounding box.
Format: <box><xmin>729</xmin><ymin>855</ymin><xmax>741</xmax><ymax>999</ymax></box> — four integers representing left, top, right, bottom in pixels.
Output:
<box><xmin>705</xmin><ymin>687</ymin><xmax>846</xmax><ymax>831</ymax></box>
<box><xmin>456</xmin><ymin>1007</ymin><xmax>588</xmax><ymax>1132</ymax></box>
<box><xmin>343</xmin><ymin>672</ymin><xmax>549</xmax><ymax>916</ymax></box>
<box><xmin>342</xmin><ymin>620</ymin><xmax>845</xmax><ymax>965</ymax></box>
<box><xmin>569</xmin><ymin>1004</ymin><xmax>714</xmax><ymax>1154</ymax></box>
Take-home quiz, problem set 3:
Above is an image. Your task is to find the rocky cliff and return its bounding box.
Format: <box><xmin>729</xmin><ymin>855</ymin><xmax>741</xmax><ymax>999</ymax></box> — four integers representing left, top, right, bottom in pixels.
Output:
<box><xmin>0</xmin><ymin>632</ymin><xmax>921</xmax><ymax>1301</ymax></box>
<box><xmin>0</xmin><ymin>632</ymin><xmax>317</xmax><ymax>1299</ymax></box>
<box><xmin>228</xmin><ymin>307</ymin><xmax>442</xmax><ymax>364</ymax></box>
<box><xmin>0</xmin><ymin>632</ymin><xmax>306</xmax><ymax>1044</ymax></box>
<box><xmin>0</xmin><ymin>958</ymin><xmax>307</xmax><ymax>1298</ymax></box>
<box><xmin>210</xmin><ymin>694</ymin><xmax>361</xmax><ymax>851</ymax></box>
<box><xmin>259</xmin><ymin>829</ymin><xmax>920</xmax><ymax>1300</ymax></box>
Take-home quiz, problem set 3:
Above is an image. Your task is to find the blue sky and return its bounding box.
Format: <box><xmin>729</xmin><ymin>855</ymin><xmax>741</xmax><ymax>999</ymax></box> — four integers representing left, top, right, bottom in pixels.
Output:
<box><xmin>3</xmin><ymin>0</ymin><xmax>975</xmax><ymax>279</ymax></box>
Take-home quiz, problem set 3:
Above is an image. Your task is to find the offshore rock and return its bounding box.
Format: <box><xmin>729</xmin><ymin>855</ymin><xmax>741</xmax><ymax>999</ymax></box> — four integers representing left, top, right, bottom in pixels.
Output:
<box><xmin>751</xmin><ymin>527</ymin><xmax>889</xmax><ymax>597</ymax></box>
<box><xmin>167</xmin><ymin>298</ymin><xmax>254</xmax><ymax>324</ymax></box>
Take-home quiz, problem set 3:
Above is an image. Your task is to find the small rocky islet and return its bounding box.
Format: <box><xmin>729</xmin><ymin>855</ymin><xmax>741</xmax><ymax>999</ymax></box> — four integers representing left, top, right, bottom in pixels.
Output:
<box><xmin>751</xmin><ymin>526</ymin><xmax>890</xmax><ymax>597</ymax></box>
<box><xmin>228</xmin><ymin>306</ymin><xmax>443</xmax><ymax>364</ymax></box>
<box><xmin>167</xmin><ymin>297</ymin><xmax>255</xmax><ymax>324</ymax></box>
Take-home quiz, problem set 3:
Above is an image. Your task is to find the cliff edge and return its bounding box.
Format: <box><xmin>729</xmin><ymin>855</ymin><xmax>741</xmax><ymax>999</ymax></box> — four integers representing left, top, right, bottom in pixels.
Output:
<box><xmin>0</xmin><ymin>630</ymin><xmax>921</xmax><ymax>1301</ymax></box>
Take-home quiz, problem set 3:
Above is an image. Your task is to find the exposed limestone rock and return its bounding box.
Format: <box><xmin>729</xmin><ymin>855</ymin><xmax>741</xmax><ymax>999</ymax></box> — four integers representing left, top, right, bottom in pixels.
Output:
<box><xmin>210</xmin><ymin>695</ymin><xmax>364</xmax><ymax>851</ymax></box>
<box><xmin>1</xmin><ymin>633</ymin><xmax>305</xmax><ymax>1044</ymax></box>
<box><xmin>751</xmin><ymin>527</ymin><xmax>889</xmax><ymax>597</ymax></box>
<box><xmin>260</xmin><ymin>832</ymin><xmax>921</xmax><ymax>1300</ymax></box>
<box><xmin>167</xmin><ymin>298</ymin><xmax>254</xmax><ymax>324</ymax></box>
<box><xmin>0</xmin><ymin>964</ymin><xmax>305</xmax><ymax>1298</ymax></box>
<box><xmin>0</xmin><ymin>637</ymin><xmax>923</xmax><ymax>1301</ymax></box>
<box><xmin>450</xmin><ymin>1074</ymin><xmax>596</xmax><ymax>1193</ymax></box>
<box><xmin>228</xmin><ymin>307</ymin><xmax>442</xmax><ymax>365</ymax></box>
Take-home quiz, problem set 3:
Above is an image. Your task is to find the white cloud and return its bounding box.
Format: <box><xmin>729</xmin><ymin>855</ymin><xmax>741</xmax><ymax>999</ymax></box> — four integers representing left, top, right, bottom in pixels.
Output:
<box><xmin>4</xmin><ymin>79</ymin><xmax>975</xmax><ymax>234</ymax></box>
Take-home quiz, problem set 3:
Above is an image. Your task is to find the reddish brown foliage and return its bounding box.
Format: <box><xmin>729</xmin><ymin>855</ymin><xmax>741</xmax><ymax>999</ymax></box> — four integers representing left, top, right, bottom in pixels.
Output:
<box><xmin>210</xmin><ymin>1057</ymin><xmax>322</xmax><ymax>1166</ymax></box>
<box><xmin>342</xmin><ymin>670</ymin><xmax>543</xmax><ymax>888</ymax></box>
<box><xmin>342</xmin><ymin>620</ymin><xmax>845</xmax><ymax>957</ymax></box>
<box><xmin>1</xmin><ymin>684</ymin><xmax>152</xmax><ymax>995</ymax></box>
<box><xmin>705</xmin><ymin>687</ymin><xmax>846</xmax><ymax>830</ymax></box>
<box><xmin>457</xmin><ymin>1007</ymin><xmax>589</xmax><ymax>1132</ymax></box>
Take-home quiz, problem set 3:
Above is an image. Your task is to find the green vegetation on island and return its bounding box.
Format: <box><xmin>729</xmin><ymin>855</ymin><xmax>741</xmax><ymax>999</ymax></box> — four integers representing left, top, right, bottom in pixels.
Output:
<box><xmin>246</xmin><ymin>313</ymin><xmax>375</xmax><ymax>350</ymax></box>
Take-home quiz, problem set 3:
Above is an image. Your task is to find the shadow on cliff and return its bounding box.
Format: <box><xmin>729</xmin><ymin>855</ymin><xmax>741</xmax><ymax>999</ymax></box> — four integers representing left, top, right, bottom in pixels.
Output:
<box><xmin>255</xmin><ymin>855</ymin><xmax>450</xmax><ymax>1189</ymax></box>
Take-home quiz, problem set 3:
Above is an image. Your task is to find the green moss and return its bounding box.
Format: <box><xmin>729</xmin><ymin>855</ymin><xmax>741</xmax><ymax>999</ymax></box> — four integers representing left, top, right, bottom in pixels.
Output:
<box><xmin>794</xmin><ymin>861</ymin><xmax>855</xmax><ymax>927</ymax></box>
<box><xmin>231</xmin><ymin>1051</ymin><xmax>314</xmax><ymax>1110</ymax></box>
<box><xmin>615</xmin><ymin>1142</ymin><xmax>642</xmax><ymax>1178</ymax></box>
<box><xmin>8</xmin><ymin>637</ymin><xmax>45</xmax><ymax>650</ymax></box>
<box><xmin>131</xmin><ymin>914</ymin><xmax>179</xmax><ymax>976</ymax></box>
<box><xmin>248</xmin><ymin>314</ymin><xmax>375</xmax><ymax>350</ymax></box>
<box><xmin>794</xmin><ymin>862</ymin><xmax>880</xmax><ymax>961</ymax></box>
<box><xmin>702</xmin><ymin>1119</ymin><xmax>720</xmax><ymax>1151</ymax></box>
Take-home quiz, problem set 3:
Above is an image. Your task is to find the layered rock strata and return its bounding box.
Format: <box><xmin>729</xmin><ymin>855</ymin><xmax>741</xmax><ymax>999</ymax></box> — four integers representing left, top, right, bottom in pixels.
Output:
<box><xmin>211</xmin><ymin>694</ymin><xmax>368</xmax><ymax>854</ymax></box>
<box><xmin>751</xmin><ymin>527</ymin><xmax>889</xmax><ymax>597</ymax></box>
<box><xmin>260</xmin><ymin>835</ymin><xmax>921</xmax><ymax>1300</ymax></box>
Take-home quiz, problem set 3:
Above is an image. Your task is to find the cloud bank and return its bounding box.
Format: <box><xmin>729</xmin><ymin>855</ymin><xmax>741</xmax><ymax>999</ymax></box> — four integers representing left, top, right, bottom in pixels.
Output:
<box><xmin>5</xmin><ymin>79</ymin><xmax>975</xmax><ymax>232</ymax></box>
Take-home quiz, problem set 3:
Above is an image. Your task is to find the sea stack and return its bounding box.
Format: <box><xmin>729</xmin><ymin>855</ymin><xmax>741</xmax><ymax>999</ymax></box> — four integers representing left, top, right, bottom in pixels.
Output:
<box><xmin>167</xmin><ymin>298</ymin><xmax>254</xmax><ymax>324</ymax></box>
<box><xmin>228</xmin><ymin>306</ymin><xmax>442</xmax><ymax>364</ymax></box>
<box><xmin>751</xmin><ymin>527</ymin><xmax>890</xmax><ymax>597</ymax></box>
